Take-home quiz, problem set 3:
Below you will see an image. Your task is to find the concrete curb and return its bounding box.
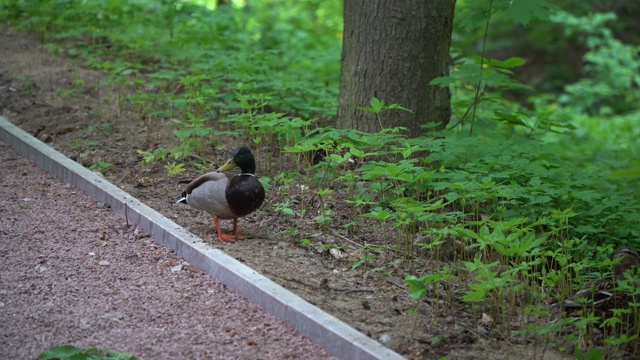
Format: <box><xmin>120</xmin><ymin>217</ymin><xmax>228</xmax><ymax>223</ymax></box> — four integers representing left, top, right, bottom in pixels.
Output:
<box><xmin>0</xmin><ymin>116</ymin><xmax>405</xmax><ymax>360</ymax></box>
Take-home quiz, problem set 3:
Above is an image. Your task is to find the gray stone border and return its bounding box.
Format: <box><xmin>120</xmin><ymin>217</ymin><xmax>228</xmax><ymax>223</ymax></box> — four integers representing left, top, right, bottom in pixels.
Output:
<box><xmin>0</xmin><ymin>116</ymin><xmax>405</xmax><ymax>360</ymax></box>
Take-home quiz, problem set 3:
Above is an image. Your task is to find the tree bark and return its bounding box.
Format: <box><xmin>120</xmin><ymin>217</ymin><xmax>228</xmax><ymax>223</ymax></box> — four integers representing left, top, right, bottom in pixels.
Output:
<box><xmin>338</xmin><ymin>0</ymin><xmax>455</xmax><ymax>136</ymax></box>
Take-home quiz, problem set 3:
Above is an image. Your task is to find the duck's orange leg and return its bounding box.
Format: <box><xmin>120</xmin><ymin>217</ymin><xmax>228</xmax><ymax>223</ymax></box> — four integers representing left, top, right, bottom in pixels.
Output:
<box><xmin>229</xmin><ymin>218</ymin><xmax>245</xmax><ymax>240</ymax></box>
<box><xmin>213</xmin><ymin>216</ymin><xmax>244</xmax><ymax>242</ymax></box>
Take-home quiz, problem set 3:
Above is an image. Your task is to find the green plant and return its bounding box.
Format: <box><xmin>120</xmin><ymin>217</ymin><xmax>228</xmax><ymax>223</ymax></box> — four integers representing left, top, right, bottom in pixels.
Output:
<box><xmin>300</xmin><ymin>238</ymin><xmax>311</xmax><ymax>247</ymax></box>
<box><xmin>138</xmin><ymin>148</ymin><xmax>169</xmax><ymax>166</ymax></box>
<box><xmin>38</xmin><ymin>344</ymin><xmax>135</xmax><ymax>360</ymax></box>
<box><xmin>89</xmin><ymin>161</ymin><xmax>113</xmax><ymax>173</ymax></box>
<box><xmin>314</xmin><ymin>188</ymin><xmax>333</xmax><ymax>230</ymax></box>
<box><xmin>433</xmin><ymin>0</ymin><xmax>562</xmax><ymax>136</ymax></box>
<box><xmin>350</xmin><ymin>253</ymin><xmax>376</xmax><ymax>270</ymax></box>
<box><xmin>86</xmin><ymin>123</ymin><xmax>112</xmax><ymax>137</ymax></box>
<box><xmin>172</xmin><ymin>113</ymin><xmax>213</xmax><ymax>160</ymax></box>
<box><xmin>164</xmin><ymin>162</ymin><xmax>185</xmax><ymax>177</ymax></box>
<box><xmin>356</xmin><ymin>97</ymin><xmax>413</xmax><ymax>131</ymax></box>
<box><xmin>573</xmin><ymin>347</ymin><xmax>603</xmax><ymax>360</ymax></box>
<box><xmin>273</xmin><ymin>199</ymin><xmax>296</xmax><ymax>217</ymax></box>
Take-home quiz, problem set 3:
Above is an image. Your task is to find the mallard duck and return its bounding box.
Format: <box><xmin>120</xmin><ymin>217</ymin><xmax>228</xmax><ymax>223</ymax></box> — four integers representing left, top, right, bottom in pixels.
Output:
<box><xmin>560</xmin><ymin>247</ymin><xmax>640</xmax><ymax>324</ymax></box>
<box><xmin>177</xmin><ymin>147</ymin><xmax>265</xmax><ymax>243</ymax></box>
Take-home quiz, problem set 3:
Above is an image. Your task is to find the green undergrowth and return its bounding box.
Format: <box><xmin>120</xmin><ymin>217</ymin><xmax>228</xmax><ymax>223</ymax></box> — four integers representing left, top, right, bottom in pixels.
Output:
<box><xmin>1</xmin><ymin>0</ymin><xmax>341</xmax><ymax>117</ymax></box>
<box><xmin>3</xmin><ymin>0</ymin><xmax>640</xmax><ymax>356</ymax></box>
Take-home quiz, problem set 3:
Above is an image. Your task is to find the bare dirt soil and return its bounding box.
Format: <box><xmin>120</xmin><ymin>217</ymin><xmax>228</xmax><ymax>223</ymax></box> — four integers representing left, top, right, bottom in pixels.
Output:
<box><xmin>0</xmin><ymin>141</ymin><xmax>332</xmax><ymax>359</ymax></box>
<box><xmin>0</xmin><ymin>26</ymin><xmax>570</xmax><ymax>359</ymax></box>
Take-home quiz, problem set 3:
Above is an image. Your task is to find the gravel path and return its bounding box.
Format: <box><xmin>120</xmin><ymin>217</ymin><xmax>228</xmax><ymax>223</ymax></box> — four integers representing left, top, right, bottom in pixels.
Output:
<box><xmin>0</xmin><ymin>141</ymin><xmax>332</xmax><ymax>359</ymax></box>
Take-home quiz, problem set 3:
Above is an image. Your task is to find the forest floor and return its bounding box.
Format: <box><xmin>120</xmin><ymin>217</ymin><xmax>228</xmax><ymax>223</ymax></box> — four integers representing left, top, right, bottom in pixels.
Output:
<box><xmin>0</xmin><ymin>26</ymin><xmax>570</xmax><ymax>360</ymax></box>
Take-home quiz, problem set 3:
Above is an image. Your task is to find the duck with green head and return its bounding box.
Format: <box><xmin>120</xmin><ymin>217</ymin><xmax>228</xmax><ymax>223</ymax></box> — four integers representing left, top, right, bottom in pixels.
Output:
<box><xmin>177</xmin><ymin>147</ymin><xmax>265</xmax><ymax>242</ymax></box>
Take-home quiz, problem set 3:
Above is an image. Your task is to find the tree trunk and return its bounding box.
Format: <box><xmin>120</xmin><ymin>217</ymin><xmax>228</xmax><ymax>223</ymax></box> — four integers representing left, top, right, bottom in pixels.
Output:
<box><xmin>338</xmin><ymin>0</ymin><xmax>455</xmax><ymax>136</ymax></box>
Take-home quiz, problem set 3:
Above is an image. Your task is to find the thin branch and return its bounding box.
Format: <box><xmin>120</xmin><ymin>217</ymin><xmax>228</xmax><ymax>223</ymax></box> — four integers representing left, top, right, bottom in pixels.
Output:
<box><xmin>470</xmin><ymin>0</ymin><xmax>494</xmax><ymax>137</ymax></box>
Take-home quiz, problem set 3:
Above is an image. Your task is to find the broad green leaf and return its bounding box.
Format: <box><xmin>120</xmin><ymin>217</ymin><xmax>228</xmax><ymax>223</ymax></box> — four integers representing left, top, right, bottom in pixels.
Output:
<box><xmin>505</xmin><ymin>0</ymin><xmax>559</xmax><ymax>25</ymax></box>
<box><xmin>370</xmin><ymin>97</ymin><xmax>384</xmax><ymax>112</ymax></box>
<box><xmin>609</xmin><ymin>164</ymin><xmax>640</xmax><ymax>179</ymax></box>
<box><xmin>489</xmin><ymin>57</ymin><xmax>526</xmax><ymax>68</ymax></box>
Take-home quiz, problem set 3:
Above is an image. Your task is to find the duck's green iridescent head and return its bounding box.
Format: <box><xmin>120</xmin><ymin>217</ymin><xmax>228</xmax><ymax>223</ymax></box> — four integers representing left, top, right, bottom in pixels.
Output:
<box><xmin>218</xmin><ymin>147</ymin><xmax>257</xmax><ymax>174</ymax></box>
